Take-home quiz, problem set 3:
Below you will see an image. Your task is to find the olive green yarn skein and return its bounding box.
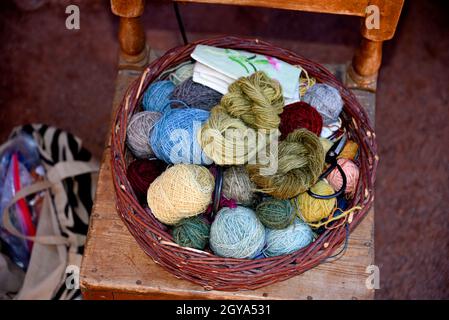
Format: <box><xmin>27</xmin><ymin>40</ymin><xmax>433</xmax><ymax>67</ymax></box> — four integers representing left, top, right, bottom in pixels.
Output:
<box><xmin>256</xmin><ymin>199</ymin><xmax>295</xmax><ymax>229</ymax></box>
<box><xmin>220</xmin><ymin>71</ymin><xmax>284</xmax><ymax>130</ymax></box>
<box><xmin>247</xmin><ymin>128</ymin><xmax>325</xmax><ymax>199</ymax></box>
<box><xmin>172</xmin><ymin>216</ymin><xmax>210</xmax><ymax>250</ymax></box>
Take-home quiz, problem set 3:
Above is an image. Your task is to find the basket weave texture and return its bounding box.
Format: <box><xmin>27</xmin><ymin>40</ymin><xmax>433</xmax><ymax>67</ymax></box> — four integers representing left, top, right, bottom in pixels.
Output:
<box><xmin>111</xmin><ymin>36</ymin><xmax>378</xmax><ymax>291</ymax></box>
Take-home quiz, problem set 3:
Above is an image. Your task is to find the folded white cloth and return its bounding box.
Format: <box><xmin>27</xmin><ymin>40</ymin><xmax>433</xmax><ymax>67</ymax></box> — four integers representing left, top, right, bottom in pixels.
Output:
<box><xmin>191</xmin><ymin>45</ymin><xmax>301</xmax><ymax>104</ymax></box>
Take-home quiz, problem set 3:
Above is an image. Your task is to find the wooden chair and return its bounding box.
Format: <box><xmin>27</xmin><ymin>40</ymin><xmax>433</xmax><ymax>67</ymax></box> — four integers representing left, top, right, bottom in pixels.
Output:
<box><xmin>80</xmin><ymin>0</ymin><xmax>403</xmax><ymax>300</ymax></box>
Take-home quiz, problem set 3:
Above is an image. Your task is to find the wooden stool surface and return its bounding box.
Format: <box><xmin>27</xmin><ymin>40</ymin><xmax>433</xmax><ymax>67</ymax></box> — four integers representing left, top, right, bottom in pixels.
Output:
<box><xmin>80</xmin><ymin>57</ymin><xmax>376</xmax><ymax>300</ymax></box>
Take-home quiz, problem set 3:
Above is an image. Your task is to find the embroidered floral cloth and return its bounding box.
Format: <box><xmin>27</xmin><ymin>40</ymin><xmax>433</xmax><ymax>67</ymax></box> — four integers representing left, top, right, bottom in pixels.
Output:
<box><xmin>191</xmin><ymin>45</ymin><xmax>301</xmax><ymax>103</ymax></box>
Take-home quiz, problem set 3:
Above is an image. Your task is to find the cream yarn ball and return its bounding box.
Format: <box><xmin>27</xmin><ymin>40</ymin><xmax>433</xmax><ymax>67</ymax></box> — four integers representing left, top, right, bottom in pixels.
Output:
<box><xmin>147</xmin><ymin>164</ymin><xmax>215</xmax><ymax>225</ymax></box>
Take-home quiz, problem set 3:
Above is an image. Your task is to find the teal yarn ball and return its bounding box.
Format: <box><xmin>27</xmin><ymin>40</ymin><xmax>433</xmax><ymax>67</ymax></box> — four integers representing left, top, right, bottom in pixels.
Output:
<box><xmin>142</xmin><ymin>80</ymin><xmax>175</xmax><ymax>113</ymax></box>
<box><xmin>150</xmin><ymin>108</ymin><xmax>212</xmax><ymax>165</ymax></box>
<box><xmin>172</xmin><ymin>216</ymin><xmax>210</xmax><ymax>250</ymax></box>
<box><xmin>210</xmin><ymin>206</ymin><xmax>266</xmax><ymax>259</ymax></box>
<box><xmin>256</xmin><ymin>199</ymin><xmax>295</xmax><ymax>229</ymax></box>
<box><xmin>263</xmin><ymin>218</ymin><xmax>314</xmax><ymax>257</ymax></box>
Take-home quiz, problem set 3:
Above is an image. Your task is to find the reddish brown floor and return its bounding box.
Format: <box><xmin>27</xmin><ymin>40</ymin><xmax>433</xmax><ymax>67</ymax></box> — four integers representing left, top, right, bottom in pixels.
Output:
<box><xmin>1</xmin><ymin>0</ymin><xmax>448</xmax><ymax>299</ymax></box>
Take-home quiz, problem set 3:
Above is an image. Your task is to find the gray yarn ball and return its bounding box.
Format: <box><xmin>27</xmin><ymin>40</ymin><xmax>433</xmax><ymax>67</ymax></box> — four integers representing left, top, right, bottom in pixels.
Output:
<box><xmin>126</xmin><ymin>111</ymin><xmax>161</xmax><ymax>158</ymax></box>
<box><xmin>170</xmin><ymin>77</ymin><xmax>223</xmax><ymax>111</ymax></box>
<box><xmin>302</xmin><ymin>84</ymin><xmax>343</xmax><ymax>125</ymax></box>
<box><xmin>263</xmin><ymin>218</ymin><xmax>314</xmax><ymax>257</ymax></box>
<box><xmin>210</xmin><ymin>206</ymin><xmax>266</xmax><ymax>259</ymax></box>
<box><xmin>222</xmin><ymin>166</ymin><xmax>256</xmax><ymax>206</ymax></box>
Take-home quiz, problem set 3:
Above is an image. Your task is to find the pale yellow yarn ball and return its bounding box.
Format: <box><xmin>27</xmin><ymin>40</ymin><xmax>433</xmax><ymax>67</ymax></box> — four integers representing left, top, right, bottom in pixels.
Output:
<box><xmin>295</xmin><ymin>180</ymin><xmax>336</xmax><ymax>223</ymax></box>
<box><xmin>147</xmin><ymin>164</ymin><xmax>215</xmax><ymax>225</ymax></box>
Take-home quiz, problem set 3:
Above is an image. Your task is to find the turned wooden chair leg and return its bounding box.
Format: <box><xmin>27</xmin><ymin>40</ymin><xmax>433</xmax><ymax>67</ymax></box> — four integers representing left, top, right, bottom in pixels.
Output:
<box><xmin>347</xmin><ymin>38</ymin><xmax>382</xmax><ymax>91</ymax></box>
<box><xmin>347</xmin><ymin>0</ymin><xmax>404</xmax><ymax>91</ymax></box>
<box><xmin>111</xmin><ymin>0</ymin><xmax>149</xmax><ymax>70</ymax></box>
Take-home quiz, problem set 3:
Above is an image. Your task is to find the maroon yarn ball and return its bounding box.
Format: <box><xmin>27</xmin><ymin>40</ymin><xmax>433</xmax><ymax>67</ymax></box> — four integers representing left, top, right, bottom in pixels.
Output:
<box><xmin>126</xmin><ymin>159</ymin><xmax>167</xmax><ymax>203</ymax></box>
<box><xmin>279</xmin><ymin>101</ymin><xmax>323</xmax><ymax>139</ymax></box>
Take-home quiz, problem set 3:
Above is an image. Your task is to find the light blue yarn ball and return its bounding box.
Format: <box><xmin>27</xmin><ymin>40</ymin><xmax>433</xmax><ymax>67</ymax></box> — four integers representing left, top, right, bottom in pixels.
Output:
<box><xmin>150</xmin><ymin>108</ymin><xmax>212</xmax><ymax>165</ymax></box>
<box><xmin>263</xmin><ymin>218</ymin><xmax>314</xmax><ymax>257</ymax></box>
<box><xmin>142</xmin><ymin>80</ymin><xmax>175</xmax><ymax>113</ymax></box>
<box><xmin>210</xmin><ymin>206</ymin><xmax>266</xmax><ymax>259</ymax></box>
<box><xmin>302</xmin><ymin>84</ymin><xmax>343</xmax><ymax>125</ymax></box>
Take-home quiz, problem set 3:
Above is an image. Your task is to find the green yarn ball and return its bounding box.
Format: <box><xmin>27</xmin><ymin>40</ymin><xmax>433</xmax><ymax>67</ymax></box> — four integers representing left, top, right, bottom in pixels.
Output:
<box><xmin>256</xmin><ymin>199</ymin><xmax>295</xmax><ymax>229</ymax></box>
<box><xmin>172</xmin><ymin>216</ymin><xmax>210</xmax><ymax>250</ymax></box>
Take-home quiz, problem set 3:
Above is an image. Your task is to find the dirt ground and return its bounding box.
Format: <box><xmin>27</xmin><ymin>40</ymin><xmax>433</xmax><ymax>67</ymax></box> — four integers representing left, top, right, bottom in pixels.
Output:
<box><xmin>0</xmin><ymin>0</ymin><xmax>448</xmax><ymax>299</ymax></box>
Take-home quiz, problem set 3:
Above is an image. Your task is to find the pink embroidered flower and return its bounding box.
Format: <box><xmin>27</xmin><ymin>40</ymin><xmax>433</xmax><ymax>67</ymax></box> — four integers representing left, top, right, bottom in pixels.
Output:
<box><xmin>267</xmin><ymin>56</ymin><xmax>281</xmax><ymax>71</ymax></box>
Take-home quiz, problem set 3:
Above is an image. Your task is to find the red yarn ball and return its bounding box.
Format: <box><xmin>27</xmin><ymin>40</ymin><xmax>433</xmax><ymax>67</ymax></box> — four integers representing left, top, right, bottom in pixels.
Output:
<box><xmin>279</xmin><ymin>101</ymin><xmax>323</xmax><ymax>139</ymax></box>
<box><xmin>126</xmin><ymin>159</ymin><xmax>167</xmax><ymax>203</ymax></box>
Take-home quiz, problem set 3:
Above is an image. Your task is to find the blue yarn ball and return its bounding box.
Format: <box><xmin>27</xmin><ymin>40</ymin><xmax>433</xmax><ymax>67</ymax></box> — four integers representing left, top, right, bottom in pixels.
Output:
<box><xmin>210</xmin><ymin>206</ymin><xmax>266</xmax><ymax>259</ymax></box>
<box><xmin>142</xmin><ymin>80</ymin><xmax>175</xmax><ymax>113</ymax></box>
<box><xmin>150</xmin><ymin>108</ymin><xmax>212</xmax><ymax>165</ymax></box>
<box><xmin>263</xmin><ymin>218</ymin><xmax>314</xmax><ymax>257</ymax></box>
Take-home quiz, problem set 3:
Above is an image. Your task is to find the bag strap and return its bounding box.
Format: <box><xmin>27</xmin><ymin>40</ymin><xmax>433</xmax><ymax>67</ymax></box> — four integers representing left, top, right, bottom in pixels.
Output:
<box><xmin>1</xmin><ymin>160</ymin><xmax>99</xmax><ymax>246</ymax></box>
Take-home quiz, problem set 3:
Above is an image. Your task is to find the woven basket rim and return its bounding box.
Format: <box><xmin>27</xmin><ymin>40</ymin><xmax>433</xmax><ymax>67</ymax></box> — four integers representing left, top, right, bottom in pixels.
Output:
<box><xmin>110</xmin><ymin>36</ymin><xmax>378</xmax><ymax>291</ymax></box>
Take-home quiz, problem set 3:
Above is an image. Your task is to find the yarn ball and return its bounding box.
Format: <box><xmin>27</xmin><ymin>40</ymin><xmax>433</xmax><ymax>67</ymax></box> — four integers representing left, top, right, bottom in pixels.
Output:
<box><xmin>150</xmin><ymin>108</ymin><xmax>212</xmax><ymax>165</ymax></box>
<box><xmin>169</xmin><ymin>63</ymin><xmax>194</xmax><ymax>85</ymax></box>
<box><xmin>327</xmin><ymin>158</ymin><xmax>360</xmax><ymax>195</ymax></box>
<box><xmin>126</xmin><ymin>111</ymin><xmax>162</xmax><ymax>158</ymax></box>
<box><xmin>320</xmin><ymin>137</ymin><xmax>333</xmax><ymax>156</ymax></box>
<box><xmin>199</xmin><ymin>106</ymin><xmax>264</xmax><ymax>165</ymax></box>
<box><xmin>295</xmin><ymin>180</ymin><xmax>336</xmax><ymax>223</ymax></box>
<box><xmin>279</xmin><ymin>102</ymin><xmax>323</xmax><ymax>139</ymax></box>
<box><xmin>320</xmin><ymin>118</ymin><xmax>342</xmax><ymax>139</ymax></box>
<box><xmin>314</xmin><ymin>197</ymin><xmax>348</xmax><ymax>235</ymax></box>
<box><xmin>147</xmin><ymin>164</ymin><xmax>215</xmax><ymax>225</ymax></box>
<box><xmin>264</xmin><ymin>218</ymin><xmax>314</xmax><ymax>257</ymax></box>
<box><xmin>302</xmin><ymin>84</ymin><xmax>343</xmax><ymax>125</ymax></box>
<box><xmin>220</xmin><ymin>71</ymin><xmax>284</xmax><ymax>129</ymax></box>
<box><xmin>172</xmin><ymin>216</ymin><xmax>210</xmax><ymax>250</ymax></box>
<box><xmin>142</xmin><ymin>80</ymin><xmax>175</xmax><ymax>113</ymax></box>
<box><xmin>247</xmin><ymin>128</ymin><xmax>325</xmax><ymax>199</ymax></box>
<box><xmin>338</xmin><ymin>140</ymin><xmax>359</xmax><ymax>160</ymax></box>
<box><xmin>170</xmin><ymin>77</ymin><xmax>223</xmax><ymax>111</ymax></box>
<box><xmin>126</xmin><ymin>159</ymin><xmax>167</xmax><ymax>203</ymax></box>
<box><xmin>210</xmin><ymin>206</ymin><xmax>266</xmax><ymax>259</ymax></box>
<box><xmin>256</xmin><ymin>199</ymin><xmax>295</xmax><ymax>229</ymax></box>
<box><xmin>222</xmin><ymin>166</ymin><xmax>256</xmax><ymax>206</ymax></box>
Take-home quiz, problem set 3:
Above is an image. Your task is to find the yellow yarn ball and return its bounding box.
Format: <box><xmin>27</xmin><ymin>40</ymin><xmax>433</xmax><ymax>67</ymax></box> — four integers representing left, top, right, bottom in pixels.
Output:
<box><xmin>338</xmin><ymin>140</ymin><xmax>359</xmax><ymax>160</ymax></box>
<box><xmin>294</xmin><ymin>180</ymin><xmax>336</xmax><ymax>223</ymax></box>
<box><xmin>147</xmin><ymin>164</ymin><xmax>215</xmax><ymax>225</ymax></box>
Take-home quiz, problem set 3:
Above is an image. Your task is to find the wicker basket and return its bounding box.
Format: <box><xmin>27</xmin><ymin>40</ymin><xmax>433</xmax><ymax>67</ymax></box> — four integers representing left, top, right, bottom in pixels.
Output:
<box><xmin>110</xmin><ymin>36</ymin><xmax>378</xmax><ymax>291</ymax></box>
